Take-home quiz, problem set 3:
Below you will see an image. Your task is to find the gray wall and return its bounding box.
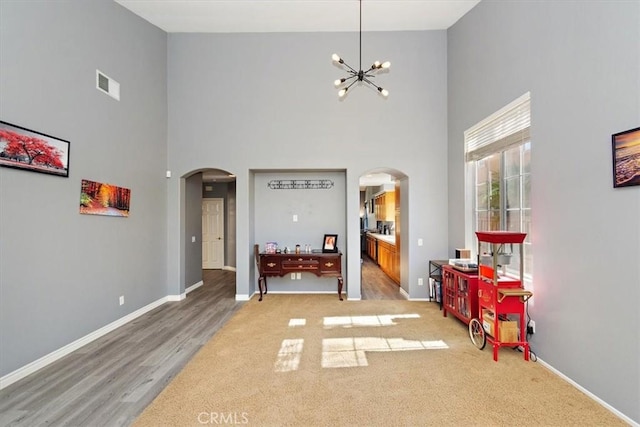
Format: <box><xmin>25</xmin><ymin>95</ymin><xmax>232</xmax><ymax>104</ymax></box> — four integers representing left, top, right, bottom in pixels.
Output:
<box><xmin>448</xmin><ymin>1</ymin><xmax>639</xmax><ymax>422</ymax></box>
<box><xmin>166</xmin><ymin>31</ymin><xmax>450</xmax><ymax>300</ymax></box>
<box><xmin>0</xmin><ymin>0</ymin><xmax>167</xmax><ymax>376</ymax></box>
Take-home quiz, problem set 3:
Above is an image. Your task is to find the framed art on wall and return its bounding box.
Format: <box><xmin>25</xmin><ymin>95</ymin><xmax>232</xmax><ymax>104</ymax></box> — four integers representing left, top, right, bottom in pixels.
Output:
<box><xmin>80</xmin><ymin>179</ymin><xmax>131</xmax><ymax>217</ymax></box>
<box><xmin>0</xmin><ymin>120</ymin><xmax>70</xmax><ymax>177</ymax></box>
<box><xmin>612</xmin><ymin>126</ymin><xmax>640</xmax><ymax>188</ymax></box>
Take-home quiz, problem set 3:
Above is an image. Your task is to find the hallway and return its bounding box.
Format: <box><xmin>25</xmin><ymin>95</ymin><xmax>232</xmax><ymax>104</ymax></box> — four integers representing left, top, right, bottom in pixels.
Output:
<box><xmin>360</xmin><ymin>255</ymin><xmax>405</xmax><ymax>300</ymax></box>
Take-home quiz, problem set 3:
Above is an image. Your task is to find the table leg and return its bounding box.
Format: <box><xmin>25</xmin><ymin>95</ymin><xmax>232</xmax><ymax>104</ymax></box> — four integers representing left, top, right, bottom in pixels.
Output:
<box><xmin>258</xmin><ymin>276</ymin><xmax>267</xmax><ymax>301</ymax></box>
<box><xmin>338</xmin><ymin>276</ymin><xmax>344</xmax><ymax>301</ymax></box>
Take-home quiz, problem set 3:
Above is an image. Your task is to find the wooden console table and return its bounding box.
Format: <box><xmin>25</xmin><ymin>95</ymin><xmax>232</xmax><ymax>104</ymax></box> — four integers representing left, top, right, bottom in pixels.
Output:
<box><xmin>256</xmin><ymin>250</ymin><xmax>344</xmax><ymax>301</ymax></box>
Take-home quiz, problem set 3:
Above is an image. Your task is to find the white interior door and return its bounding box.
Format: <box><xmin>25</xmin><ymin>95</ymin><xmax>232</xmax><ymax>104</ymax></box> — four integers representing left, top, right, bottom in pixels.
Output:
<box><xmin>202</xmin><ymin>198</ymin><xmax>224</xmax><ymax>269</ymax></box>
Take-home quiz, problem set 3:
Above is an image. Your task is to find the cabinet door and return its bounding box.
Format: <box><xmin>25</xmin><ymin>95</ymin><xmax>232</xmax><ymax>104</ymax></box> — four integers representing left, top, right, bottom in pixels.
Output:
<box><xmin>443</xmin><ymin>269</ymin><xmax>456</xmax><ymax>310</ymax></box>
<box><xmin>456</xmin><ymin>276</ymin><xmax>470</xmax><ymax>319</ymax></box>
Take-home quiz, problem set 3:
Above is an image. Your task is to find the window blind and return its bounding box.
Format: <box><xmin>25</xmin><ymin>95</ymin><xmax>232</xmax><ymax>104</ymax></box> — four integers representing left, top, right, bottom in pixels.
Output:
<box><xmin>465</xmin><ymin>92</ymin><xmax>531</xmax><ymax>162</ymax></box>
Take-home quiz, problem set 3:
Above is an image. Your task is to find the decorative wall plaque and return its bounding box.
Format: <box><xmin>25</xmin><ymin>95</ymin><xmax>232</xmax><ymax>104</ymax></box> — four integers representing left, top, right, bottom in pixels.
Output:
<box><xmin>267</xmin><ymin>179</ymin><xmax>334</xmax><ymax>190</ymax></box>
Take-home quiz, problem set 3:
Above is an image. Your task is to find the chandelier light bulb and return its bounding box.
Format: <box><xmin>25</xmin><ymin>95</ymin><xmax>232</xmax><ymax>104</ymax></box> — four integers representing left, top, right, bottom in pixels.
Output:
<box><xmin>373</xmin><ymin>61</ymin><xmax>381</xmax><ymax>68</ymax></box>
<box><xmin>334</xmin><ymin>78</ymin><xmax>344</xmax><ymax>87</ymax></box>
<box><xmin>338</xmin><ymin>88</ymin><xmax>348</xmax><ymax>98</ymax></box>
<box><xmin>381</xmin><ymin>61</ymin><xmax>391</xmax><ymax>69</ymax></box>
<box><xmin>377</xmin><ymin>87</ymin><xmax>389</xmax><ymax>97</ymax></box>
<box><xmin>332</xmin><ymin>53</ymin><xmax>341</xmax><ymax>62</ymax></box>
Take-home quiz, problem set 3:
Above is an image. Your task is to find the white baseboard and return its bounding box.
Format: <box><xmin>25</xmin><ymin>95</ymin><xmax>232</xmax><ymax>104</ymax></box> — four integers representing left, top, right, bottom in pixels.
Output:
<box><xmin>235</xmin><ymin>293</ymin><xmax>251</xmax><ymax>301</ymax></box>
<box><xmin>186</xmin><ymin>280</ymin><xmax>204</xmax><ymax>294</ymax></box>
<box><xmin>537</xmin><ymin>358</ymin><xmax>638</xmax><ymax>426</ymax></box>
<box><xmin>167</xmin><ymin>293</ymin><xmax>185</xmax><ymax>301</ymax></box>
<box><xmin>223</xmin><ymin>266</ymin><xmax>236</xmax><ymax>272</ymax></box>
<box><xmin>0</xmin><ymin>295</ymin><xmax>169</xmax><ymax>390</ymax></box>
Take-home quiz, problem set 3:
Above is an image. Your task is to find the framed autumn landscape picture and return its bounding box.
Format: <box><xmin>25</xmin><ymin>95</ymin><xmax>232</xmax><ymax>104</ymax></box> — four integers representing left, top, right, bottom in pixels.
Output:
<box><xmin>0</xmin><ymin>120</ymin><xmax>70</xmax><ymax>177</ymax></box>
<box><xmin>80</xmin><ymin>179</ymin><xmax>131</xmax><ymax>217</ymax></box>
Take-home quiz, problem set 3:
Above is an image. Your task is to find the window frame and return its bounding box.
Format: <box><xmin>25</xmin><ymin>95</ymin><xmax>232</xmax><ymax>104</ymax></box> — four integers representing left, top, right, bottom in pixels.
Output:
<box><xmin>464</xmin><ymin>93</ymin><xmax>532</xmax><ymax>287</ymax></box>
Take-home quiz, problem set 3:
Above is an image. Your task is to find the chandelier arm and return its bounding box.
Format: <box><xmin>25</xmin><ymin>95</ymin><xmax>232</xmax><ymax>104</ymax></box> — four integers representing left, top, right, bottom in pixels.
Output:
<box><xmin>361</xmin><ymin>76</ymin><xmax>379</xmax><ymax>87</ymax></box>
<box><xmin>344</xmin><ymin>79</ymin><xmax>359</xmax><ymax>91</ymax></box>
<box><xmin>340</xmin><ymin>60</ymin><xmax>359</xmax><ymax>75</ymax></box>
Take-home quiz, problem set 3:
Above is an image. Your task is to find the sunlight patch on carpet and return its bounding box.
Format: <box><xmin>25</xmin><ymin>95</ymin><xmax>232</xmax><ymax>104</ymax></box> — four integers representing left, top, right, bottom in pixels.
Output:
<box><xmin>321</xmin><ymin>337</ymin><xmax>448</xmax><ymax>368</ymax></box>
<box><xmin>288</xmin><ymin>318</ymin><xmax>306</xmax><ymax>327</ymax></box>
<box><xmin>274</xmin><ymin>338</ymin><xmax>304</xmax><ymax>372</ymax></box>
<box><xmin>323</xmin><ymin>313</ymin><xmax>420</xmax><ymax>328</ymax></box>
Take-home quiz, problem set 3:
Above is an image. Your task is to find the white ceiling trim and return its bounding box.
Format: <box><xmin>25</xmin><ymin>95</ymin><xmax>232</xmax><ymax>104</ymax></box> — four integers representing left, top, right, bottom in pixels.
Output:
<box><xmin>114</xmin><ymin>0</ymin><xmax>481</xmax><ymax>33</ymax></box>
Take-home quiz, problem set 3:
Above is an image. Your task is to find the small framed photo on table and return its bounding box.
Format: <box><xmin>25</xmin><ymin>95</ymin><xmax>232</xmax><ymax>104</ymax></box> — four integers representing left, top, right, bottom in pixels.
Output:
<box><xmin>322</xmin><ymin>234</ymin><xmax>338</xmax><ymax>253</ymax></box>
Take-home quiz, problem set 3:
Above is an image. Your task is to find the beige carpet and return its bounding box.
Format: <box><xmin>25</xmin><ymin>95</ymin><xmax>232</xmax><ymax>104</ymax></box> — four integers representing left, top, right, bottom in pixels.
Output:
<box><xmin>133</xmin><ymin>294</ymin><xmax>625</xmax><ymax>426</ymax></box>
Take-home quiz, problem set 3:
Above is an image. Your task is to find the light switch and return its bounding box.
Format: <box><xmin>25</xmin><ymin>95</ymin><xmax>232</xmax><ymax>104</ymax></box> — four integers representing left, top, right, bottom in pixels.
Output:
<box><xmin>192</xmin><ymin>236</ymin><xmax>196</xmax><ymax>243</ymax></box>
<box><xmin>418</xmin><ymin>238</ymin><xmax>423</xmax><ymax>246</ymax></box>
<box><xmin>293</xmin><ymin>214</ymin><xmax>298</xmax><ymax>222</ymax></box>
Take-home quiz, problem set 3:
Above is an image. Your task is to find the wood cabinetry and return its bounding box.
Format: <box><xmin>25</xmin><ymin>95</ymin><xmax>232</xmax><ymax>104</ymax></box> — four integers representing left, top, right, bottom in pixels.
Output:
<box><xmin>442</xmin><ymin>265</ymin><xmax>478</xmax><ymax>325</ymax></box>
<box><xmin>377</xmin><ymin>240</ymin><xmax>399</xmax><ymax>284</ymax></box>
<box><xmin>374</xmin><ymin>191</ymin><xmax>395</xmax><ymax>221</ymax></box>
<box><xmin>366</xmin><ymin>235</ymin><xmax>377</xmax><ymax>261</ymax></box>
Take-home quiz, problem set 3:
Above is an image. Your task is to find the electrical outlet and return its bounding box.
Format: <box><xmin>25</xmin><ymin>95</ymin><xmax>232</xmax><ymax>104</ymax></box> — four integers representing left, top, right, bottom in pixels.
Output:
<box><xmin>296</xmin><ymin>272</ymin><xmax>301</xmax><ymax>280</ymax></box>
<box><xmin>418</xmin><ymin>278</ymin><xmax>424</xmax><ymax>286</ymax></box>
<box><xmin>291</xmin><ymin>273</ymin><xmax>296</xmax><ymax>280</ymax></box>
<box><xmin>119</xmin><ymin>295</ymin><xmax>124</xmax><ymax>306</ymax></box>
<box><xmin>527</xmin><ymin>320</ymin><xmax>535</xmax><ymax>334</ymax></box>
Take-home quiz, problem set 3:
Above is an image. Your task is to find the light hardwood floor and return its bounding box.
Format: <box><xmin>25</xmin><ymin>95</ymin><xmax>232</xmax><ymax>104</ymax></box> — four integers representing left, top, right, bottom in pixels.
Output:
<box><xmin>361</xmin><ymin>254</ymin><xmax>406</xmax><ymax>300</ymax></box>
<box><xmin>0</xmin><ymin>259</ymin><xmax>402</xmax><ymax>426</ymax></box>
<box><xmin>0</xmin><ymin>270</ymin><xmax>243</xmax><ymax>427</ymax></box>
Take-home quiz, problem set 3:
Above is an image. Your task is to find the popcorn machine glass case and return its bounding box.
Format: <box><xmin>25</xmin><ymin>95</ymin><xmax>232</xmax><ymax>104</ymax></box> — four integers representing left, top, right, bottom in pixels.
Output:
<box><xmin>468</xmin><ymin>231</ymin><xmax>533</xmax><ymax>361</ymax></box>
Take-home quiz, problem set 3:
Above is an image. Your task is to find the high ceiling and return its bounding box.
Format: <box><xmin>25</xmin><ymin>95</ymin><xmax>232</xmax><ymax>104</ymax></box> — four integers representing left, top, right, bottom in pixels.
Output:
<box><xmin>115</xmin><ymin>1</ymin><xmax>480</xmax><ymax>187</ymax></box>
<box><xmin>114</xmin><ymin>0</ymin><xmax>481</xmax><ymax>33</ymax></box>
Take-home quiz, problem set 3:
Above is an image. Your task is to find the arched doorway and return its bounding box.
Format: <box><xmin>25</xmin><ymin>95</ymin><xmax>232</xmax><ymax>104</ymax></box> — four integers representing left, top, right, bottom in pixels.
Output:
<box><xmin>183</xmin><ymin>168</ymin><xmax>237</xmax><ymax>297</ymax></box>
<box><xmin>359</xmin><ymin>169</ymin><xmax>407</xmax><ymax>299</ymax></box>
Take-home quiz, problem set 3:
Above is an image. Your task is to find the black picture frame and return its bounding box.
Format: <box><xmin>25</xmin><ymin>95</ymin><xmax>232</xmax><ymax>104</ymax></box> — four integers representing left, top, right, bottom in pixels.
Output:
<box><xmin>612</xmin><ymin>126</ymin><xmax>640</xmax><ymax>188</ymax></box>
<box><xmin>322</xmin><ymin>234</ymin><xmax>338</xmax><ymax>253</ymax></box>
<box><xmin>0</xmin><ymin>120</ymin><xmax>70</xmax><ymax>177</ymax></box>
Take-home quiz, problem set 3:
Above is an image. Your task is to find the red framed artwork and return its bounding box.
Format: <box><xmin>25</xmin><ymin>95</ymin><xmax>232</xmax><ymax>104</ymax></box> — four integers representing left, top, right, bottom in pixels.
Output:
<box><xmin>80</xmin><ymin>179</ymin><xmax>131</xmax><ymax>217</ymax></box>
<box><xmin>0</xmin><ymin>120</ymin><xmax>70</xmax><ymax>177</ymax></box>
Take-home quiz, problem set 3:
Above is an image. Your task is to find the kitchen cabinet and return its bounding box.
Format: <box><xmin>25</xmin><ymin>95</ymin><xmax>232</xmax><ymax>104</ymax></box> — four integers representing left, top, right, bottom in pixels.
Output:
<box><xmin>377</xmin><ymin>240</ymin><xmax>399</xmax><ymax>284</ymax></box>
<box><xmin>374</xmin><ymin>191</ymin><xmax>395</xmax><ymax>221</ymax></box>
<box><xmin>366</xmin><ymin>234</ymin><xmax>377</xmax><ymax>261</ymax></box>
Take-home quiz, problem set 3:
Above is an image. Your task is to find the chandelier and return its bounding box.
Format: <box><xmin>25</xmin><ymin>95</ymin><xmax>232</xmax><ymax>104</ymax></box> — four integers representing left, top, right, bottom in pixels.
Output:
<box><xmin>332</xmin><ymin>0</ymin><xmax>390</xmax><ymax>98</ymax></box>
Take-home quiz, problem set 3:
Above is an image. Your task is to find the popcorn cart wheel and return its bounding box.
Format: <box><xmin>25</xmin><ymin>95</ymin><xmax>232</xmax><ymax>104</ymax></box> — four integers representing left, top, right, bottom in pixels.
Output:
<box><xmin>468</xmin><ymin>318</ymin><xmax>486</xmax><ymax>350</ymax></box>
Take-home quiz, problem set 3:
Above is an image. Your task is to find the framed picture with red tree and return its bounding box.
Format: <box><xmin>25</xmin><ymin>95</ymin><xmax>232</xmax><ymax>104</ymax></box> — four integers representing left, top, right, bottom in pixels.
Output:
<box><xmin>0</xmin><ymin>120</ymin><xmax>70</xmax><ymax>177</ymax></box>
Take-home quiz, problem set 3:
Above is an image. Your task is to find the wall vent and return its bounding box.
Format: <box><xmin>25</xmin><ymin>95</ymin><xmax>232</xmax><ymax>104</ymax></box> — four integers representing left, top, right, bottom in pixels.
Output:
<box><xmin>96</xmin><ymin>69</ymin><xmax>120</xmax><ymax>101</ymax></box>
